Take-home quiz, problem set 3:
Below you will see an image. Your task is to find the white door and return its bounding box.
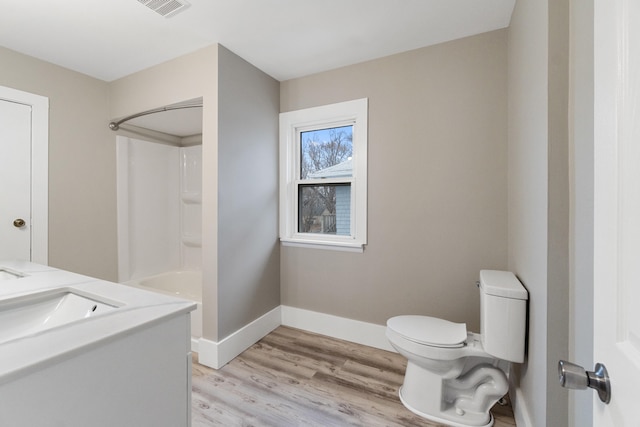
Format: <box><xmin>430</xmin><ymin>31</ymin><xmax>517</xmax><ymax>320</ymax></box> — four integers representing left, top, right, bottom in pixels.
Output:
<box><xmin>0</xmin><ymin>85</ymin><xmax>48</xmax><ymax>264</ymax></box>
<box><xmin>592</xmin><ymin>0</ymin><xmax>640</xmax><ymax>424</ymax></box>
<box><xmin>0</xmin><ymin>99</ymin><xmax>32</xmax><ymax>261</ymax></box>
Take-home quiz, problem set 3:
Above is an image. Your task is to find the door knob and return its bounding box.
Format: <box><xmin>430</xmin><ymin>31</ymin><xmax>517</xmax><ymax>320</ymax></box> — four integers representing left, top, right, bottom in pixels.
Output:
<box><xmin>13</xmin><ymin>219</ymin><xmax>26</xmax><ymax>228</ymax></box>
<box><xmin>558</xmin><ymin>360</ymin><xmax>611</xmax><ymax>404</ymax></box>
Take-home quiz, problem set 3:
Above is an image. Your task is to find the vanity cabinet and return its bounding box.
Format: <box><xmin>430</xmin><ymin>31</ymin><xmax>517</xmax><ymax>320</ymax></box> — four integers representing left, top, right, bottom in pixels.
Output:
<box><xmin>0</xmin><ymin>314</ymin><xmax>192</xmax><ymax>427</ymax></box>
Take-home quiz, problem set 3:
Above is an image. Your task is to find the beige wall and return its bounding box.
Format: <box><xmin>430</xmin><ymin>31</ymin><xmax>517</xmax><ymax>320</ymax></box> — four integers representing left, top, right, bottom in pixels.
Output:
<box><xmin>507</xmin><ymin>0</ymin><xmax>549</xmax><ymax>424</ymax></box>
<box><xmin>108</xmin><ymin>45</ymin><xmax>220</xmax><ymax>339</ymax></box>
<box><xmin>0</xmin><ymin>46</ymin><xmax>117</xmax><ymax>281</ymax></box>
<box><xmin>280</xmin><ymin>30</ymin><xmax>508</xmax><ymax>331</ymax></box>
<box><xmin>217</xmin><ymin>46</ymin><xmax>280</xmax><ymax>339</ymax></box>
<box><xmin>108</xmin><ymin>47</ymin><xmax>218</xmax><ymax>120</ymax></box>
<box><xmin>507</xmin><ymin>0</ymin><xmax>570</xmax><ymax>424</ymax></box>
<box><xmin>547</xmin><ymin>0</ymin><xmax>570</xmax><ymax>424</ymax></box>
<box><xmin>109</xmin><ymin>45</ymin><xmax>281</xmax><ymax>342</ymax></box>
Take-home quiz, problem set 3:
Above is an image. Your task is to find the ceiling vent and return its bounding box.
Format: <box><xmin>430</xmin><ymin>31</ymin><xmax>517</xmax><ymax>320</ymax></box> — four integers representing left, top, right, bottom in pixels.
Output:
<box><xmin>138</xmin><ymin>0</ymin><xmax>190</xmax><ymax>18</ymax></box>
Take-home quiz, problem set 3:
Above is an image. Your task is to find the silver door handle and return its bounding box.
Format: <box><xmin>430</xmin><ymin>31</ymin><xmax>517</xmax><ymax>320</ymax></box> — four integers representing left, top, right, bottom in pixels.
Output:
<box><xmin>558</xmin><ymin>360</ymin><xmax>611</xmax><ymax>404</ymax></box>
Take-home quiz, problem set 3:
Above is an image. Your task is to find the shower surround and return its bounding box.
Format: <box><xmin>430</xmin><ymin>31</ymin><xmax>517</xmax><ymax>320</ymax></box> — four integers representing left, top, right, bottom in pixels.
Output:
<box><xmin>116</xmin><ymin>136</ymin><xmax>202</xmax><ymax>343</ymax></box>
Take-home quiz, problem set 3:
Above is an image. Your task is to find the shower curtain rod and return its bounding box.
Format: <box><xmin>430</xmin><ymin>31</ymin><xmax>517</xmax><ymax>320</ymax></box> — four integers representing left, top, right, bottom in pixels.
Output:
<box><xmin>108</xmin><ymin>102</ymin><xmax>203</xmax><ymax>131</ymax></box>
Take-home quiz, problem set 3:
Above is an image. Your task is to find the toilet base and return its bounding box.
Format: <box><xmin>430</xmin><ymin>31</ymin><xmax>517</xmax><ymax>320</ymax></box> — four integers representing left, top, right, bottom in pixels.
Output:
<box><xmin>399</xmin><ymin>387</ymin><xmax>495</xmax><ymax>427</ymax></box>
<box><xmin>397</xmin><ymin>360</ymin><xmax>506</xmax><ymax>427</ymax></box>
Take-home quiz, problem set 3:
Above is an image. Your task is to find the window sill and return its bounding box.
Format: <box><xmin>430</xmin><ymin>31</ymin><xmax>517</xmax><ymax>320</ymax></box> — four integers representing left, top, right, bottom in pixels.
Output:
<box><xmin>280</xmin><ymin>238</ymin><xmax>364</xmax><ymax>253</ymax></box>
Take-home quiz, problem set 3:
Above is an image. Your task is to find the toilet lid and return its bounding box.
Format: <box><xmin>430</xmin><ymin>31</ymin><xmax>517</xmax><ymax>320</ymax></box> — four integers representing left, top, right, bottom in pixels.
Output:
<box><xmin>387</xmin><ymin>315</ymin><xmax>467</xmax><ymax>347</ymax></box>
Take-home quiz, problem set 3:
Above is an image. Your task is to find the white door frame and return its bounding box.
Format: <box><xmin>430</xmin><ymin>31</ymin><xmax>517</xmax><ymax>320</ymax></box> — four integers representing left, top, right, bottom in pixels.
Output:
<box><xmin>0</xmin><ymin>85</ymin><xmax>48</xmax><ymax>264</ymax></box>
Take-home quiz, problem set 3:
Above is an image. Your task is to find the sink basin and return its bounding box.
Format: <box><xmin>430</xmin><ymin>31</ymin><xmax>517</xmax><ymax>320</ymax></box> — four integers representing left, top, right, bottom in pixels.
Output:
<box><xmin>0</xmin><ymin>290</ymin><xmax>118</xmax><ymax>345</ymax></box>
<box><xmin>0</xmin><ymin>269</ymin><xmax>24</xmax><ymax>281</ymax></box>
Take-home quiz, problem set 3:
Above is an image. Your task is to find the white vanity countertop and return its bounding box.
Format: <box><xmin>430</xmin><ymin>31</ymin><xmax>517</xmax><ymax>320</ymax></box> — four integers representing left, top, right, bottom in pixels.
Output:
<box><xmin>0</xmin><ymin>261</ymin><xmax>197</xmax><ymax>384</ymax></box>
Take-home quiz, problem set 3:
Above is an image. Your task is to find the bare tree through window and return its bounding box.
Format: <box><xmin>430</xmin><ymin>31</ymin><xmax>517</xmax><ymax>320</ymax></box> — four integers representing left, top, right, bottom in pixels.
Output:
<box><xmin>299</xmin><ymin>125</ymin><xmax>353</xmax><ymax>234</ymax></box>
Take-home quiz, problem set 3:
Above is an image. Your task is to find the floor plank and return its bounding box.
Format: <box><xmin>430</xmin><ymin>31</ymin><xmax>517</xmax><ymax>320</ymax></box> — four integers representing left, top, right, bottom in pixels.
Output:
<box><xmin>192</xmin><ymin>326</ymin><xmax>516</xmax><ymax>427</ymax></box>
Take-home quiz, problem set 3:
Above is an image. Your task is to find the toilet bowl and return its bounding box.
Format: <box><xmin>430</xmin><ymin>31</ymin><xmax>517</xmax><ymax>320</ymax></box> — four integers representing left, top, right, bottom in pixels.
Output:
<box><xmin>387</xmin><ymin>270</ymin><xmax>528</xmax><ymax>427</ymax></box>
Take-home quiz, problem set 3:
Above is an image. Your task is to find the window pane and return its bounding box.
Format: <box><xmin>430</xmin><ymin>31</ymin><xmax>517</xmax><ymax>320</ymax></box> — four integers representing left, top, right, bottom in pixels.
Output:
<box><xmin>298</xmin><ymin>184</ymin><xmax>351</xmax><ymax>235</ymax></box>
<box><xmin>300</xmin><ymin>125</ymin><xmax>353</xmax><ymax>179</ymax></box>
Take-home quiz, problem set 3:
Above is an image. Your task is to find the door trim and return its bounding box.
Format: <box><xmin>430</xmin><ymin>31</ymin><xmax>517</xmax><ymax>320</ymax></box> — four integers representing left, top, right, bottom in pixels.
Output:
<box><xmin>0</xmin><ymin>85</ymin><xmax>49</xmax><ymax>264</ymax></box>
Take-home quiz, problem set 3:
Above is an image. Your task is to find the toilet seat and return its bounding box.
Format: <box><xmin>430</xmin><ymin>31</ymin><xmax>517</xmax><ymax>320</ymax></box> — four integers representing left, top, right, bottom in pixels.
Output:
<box><xmin>387</xmin><ymin>315</ymin><xmax>467</xmax><ymax>348</ymax></box>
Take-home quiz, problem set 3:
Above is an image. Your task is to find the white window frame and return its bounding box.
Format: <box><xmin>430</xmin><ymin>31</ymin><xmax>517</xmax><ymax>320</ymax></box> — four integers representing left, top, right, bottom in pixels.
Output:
<box><xmin>279</xmin><ymin>98</ymin><xmax>368</xmax><ymax>252</ymax></box>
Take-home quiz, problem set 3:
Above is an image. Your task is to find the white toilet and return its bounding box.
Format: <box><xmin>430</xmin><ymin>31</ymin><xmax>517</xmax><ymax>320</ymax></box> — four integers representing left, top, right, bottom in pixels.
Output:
<box><xmin>386</xmin><ymin>270</ymin><xmax>528</xmax><ymax>427</ymax></box>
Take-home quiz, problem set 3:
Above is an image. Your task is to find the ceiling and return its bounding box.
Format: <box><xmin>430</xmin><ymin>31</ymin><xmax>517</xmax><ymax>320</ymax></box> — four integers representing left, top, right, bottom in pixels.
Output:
<box><xmin>0</xmin><ymin>0</ymin><xmax>514</xmax><ymax>83</ymax></box>
<box><xmin>1</xmin><ymin>1</ymin><xmax>514</xmax><ymax>136</ymax></box>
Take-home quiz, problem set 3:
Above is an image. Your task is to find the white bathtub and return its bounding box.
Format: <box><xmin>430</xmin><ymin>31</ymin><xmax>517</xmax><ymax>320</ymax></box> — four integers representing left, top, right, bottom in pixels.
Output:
<box><xmin>124</xmin><ymin>271</ymin><xmax>202</xmax><ymax>341</ymax></box>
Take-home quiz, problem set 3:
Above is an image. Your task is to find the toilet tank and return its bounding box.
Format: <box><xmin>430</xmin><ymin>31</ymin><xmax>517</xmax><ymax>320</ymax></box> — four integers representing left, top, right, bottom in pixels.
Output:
<box><xmin>479</xmin><ymin>270</ymin><xmax>528</xmax><ymax>363</ymax></box>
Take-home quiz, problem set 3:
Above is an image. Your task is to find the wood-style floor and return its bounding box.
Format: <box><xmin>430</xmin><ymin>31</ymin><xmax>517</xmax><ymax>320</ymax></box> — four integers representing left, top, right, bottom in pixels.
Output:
<box><xmin>191</xmin><ymin>326</ymin><xmax>516</xmax><ymax>427</ymax></box>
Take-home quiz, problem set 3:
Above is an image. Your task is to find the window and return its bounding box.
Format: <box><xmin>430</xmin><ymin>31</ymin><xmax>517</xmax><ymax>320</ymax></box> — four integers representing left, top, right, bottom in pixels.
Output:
<box><xmin>279</xmin><ymin>98</ymin><xmax>368</xmax><ymax>251</ymax></box>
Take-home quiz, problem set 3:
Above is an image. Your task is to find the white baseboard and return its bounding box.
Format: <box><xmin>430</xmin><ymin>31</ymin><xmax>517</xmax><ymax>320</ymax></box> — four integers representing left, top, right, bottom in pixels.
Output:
<box><xmin>281</xmin><ymin>305</ymin><xmax>395</xmax><ymax>352</ymax></box>
<box><xmin>197</xmin><ymin>306</ymin><xmax>281</xmax><ymax>369</ymax></box>
<box><xmin>197</xmin><ymin>305</ymin><xmax>395</xmax><ymax>370</ymax></box>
